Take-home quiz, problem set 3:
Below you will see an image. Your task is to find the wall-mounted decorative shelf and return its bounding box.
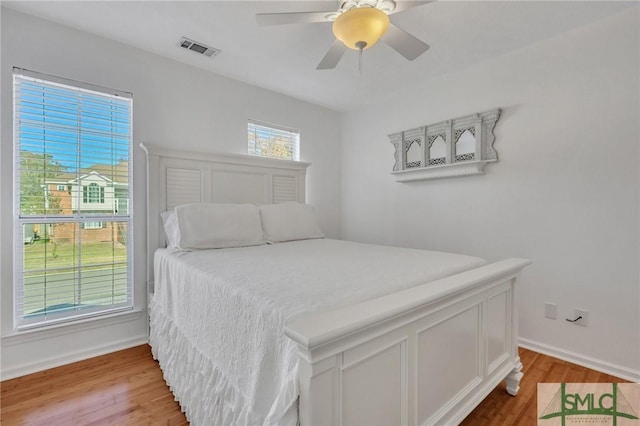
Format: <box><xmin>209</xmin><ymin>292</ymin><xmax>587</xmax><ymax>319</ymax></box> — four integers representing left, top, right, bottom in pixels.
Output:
<box><xmin>389</xmin><ymin>108</ymin><xmax>501</xmax><ymax>182</ymax></box>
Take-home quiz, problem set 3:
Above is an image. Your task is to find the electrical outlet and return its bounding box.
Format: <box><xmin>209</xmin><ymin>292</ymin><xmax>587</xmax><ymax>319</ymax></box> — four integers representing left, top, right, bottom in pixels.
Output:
<box><xmin>573</xmin><ymin>309</ymin><xmax>588</xmax><ymax>327</ymax></box>
<box><xmin>544</xmin><ymin>302</ymin><xmax>557</xmax><ymax>319</ymax></box>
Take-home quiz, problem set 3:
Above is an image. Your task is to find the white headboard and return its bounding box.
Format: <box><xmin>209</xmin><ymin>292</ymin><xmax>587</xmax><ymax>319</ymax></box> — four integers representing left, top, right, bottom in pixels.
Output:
<box><xmin>140</xmin><ymin>143</ymin><xmax>310</xmax><ymax>291</ymax></box>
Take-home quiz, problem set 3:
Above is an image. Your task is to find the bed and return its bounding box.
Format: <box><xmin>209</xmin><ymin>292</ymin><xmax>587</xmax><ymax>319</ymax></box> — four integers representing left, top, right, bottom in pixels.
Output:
<box><xmin>141</xmin><ymin>143</ymin><xmax>530</xmax><ymax>426</ymax></box>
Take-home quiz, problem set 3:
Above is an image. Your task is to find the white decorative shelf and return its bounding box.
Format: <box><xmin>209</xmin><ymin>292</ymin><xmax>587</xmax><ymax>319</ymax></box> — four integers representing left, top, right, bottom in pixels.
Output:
<box><xmin>389</xmin><ymin>108</ymin><xmax>501</xmax><ymax>182</ymax></box>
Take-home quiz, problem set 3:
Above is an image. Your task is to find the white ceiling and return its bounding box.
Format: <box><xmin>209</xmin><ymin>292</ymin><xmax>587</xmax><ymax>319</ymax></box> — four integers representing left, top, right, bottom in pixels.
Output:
<box><xmin>3</xmin><ymin>1</ymin><xmax>635</xmax><ymax>112</ymax></box>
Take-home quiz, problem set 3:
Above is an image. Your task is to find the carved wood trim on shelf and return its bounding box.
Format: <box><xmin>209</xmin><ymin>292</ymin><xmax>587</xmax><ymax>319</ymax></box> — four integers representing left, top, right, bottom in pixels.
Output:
<box><xmin>389</xmin><ymin>108</ymin><xmax>501</xmax><ymax>182</ymax></box>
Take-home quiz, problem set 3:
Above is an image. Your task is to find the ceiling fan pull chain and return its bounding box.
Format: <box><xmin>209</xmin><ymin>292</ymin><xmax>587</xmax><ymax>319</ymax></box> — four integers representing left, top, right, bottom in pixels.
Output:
<box><xmin>355</xmin><ymin>40</ymin><xmax>366</xmax><ymax>75</ymax></box>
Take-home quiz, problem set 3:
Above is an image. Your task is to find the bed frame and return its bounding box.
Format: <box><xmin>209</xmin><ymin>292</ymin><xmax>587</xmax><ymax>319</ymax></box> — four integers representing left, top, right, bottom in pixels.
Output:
<box><xmin>141</xmin><ymin>143</ymin><xmax>530</xmax><ymax>425</ymax></box>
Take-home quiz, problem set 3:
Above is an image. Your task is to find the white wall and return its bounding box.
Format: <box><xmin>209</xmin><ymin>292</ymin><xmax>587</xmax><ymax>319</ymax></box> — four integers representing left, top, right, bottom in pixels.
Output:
<box><xmin>341</xmin><ymin>9</ymin><xmax>640</xmax><ymax>379</ymax></box>
<box><xmin>0</xmin><ymin>8</ymin><xmax>341</xmax><ymax>379</ymax></box>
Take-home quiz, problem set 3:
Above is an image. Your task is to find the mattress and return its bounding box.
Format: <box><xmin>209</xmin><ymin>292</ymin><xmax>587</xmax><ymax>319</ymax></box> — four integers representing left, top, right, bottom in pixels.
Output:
<box><xmin>149</xmin><ymin>238</ymin><xmax>487</xmax><ymax>425</ymax></box>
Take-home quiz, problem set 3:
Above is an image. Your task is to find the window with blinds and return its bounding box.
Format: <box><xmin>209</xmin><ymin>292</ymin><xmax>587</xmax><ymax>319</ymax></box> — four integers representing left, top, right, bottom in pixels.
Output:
<box><xmin>13</xmin><ymin>68</ymin><xmax>133</xmax><ymax>329</ymax></box>
<box><xmin>248</xmin><ymin>119</ymin><xmax>300</xmax><ymax>161</ymax></box>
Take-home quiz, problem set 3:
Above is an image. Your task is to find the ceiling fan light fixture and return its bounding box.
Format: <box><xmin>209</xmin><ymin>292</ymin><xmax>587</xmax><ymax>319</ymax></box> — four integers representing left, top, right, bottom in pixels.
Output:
<box><xmin>332</xmin><ymin>7</ymin><xmax>390</xmax><ymax>51</ymax></box>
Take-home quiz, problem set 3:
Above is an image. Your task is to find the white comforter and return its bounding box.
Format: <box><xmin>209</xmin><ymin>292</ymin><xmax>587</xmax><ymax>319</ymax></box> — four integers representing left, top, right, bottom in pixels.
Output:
<box><xmin>150</xmin><ymin>239</ymin><xmax>486</xmax><ymax>426</ymax></box>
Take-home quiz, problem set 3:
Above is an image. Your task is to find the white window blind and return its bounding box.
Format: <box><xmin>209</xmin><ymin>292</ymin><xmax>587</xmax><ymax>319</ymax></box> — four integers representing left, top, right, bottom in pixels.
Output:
<box><xmin>13</xmin><ymin>68</ymin><xmax>133</xmax><ymax>329</ymax></box>
<box><xmin>248</xmin><ymin>119</ymin><xmax>300</xmax><ymax>161</ymax></box>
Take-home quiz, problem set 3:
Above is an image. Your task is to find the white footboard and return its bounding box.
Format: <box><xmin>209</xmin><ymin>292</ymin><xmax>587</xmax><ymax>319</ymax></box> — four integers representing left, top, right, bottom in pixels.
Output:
<box><xmin>285</xmin><ymin>258</ymin><xmax>530</xmax><ymax>426</ymax></box>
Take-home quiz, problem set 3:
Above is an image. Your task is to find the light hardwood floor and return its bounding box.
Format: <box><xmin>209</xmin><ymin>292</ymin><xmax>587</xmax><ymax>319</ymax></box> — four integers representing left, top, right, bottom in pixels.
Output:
<box><xmin>1</xmin><ymin>345</ymin><xmax>627</xmax><ymax>425</ymax></box>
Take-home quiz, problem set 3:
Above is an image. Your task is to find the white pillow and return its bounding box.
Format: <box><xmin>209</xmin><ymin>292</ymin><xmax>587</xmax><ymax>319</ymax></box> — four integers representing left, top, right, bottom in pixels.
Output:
<box><xmin>259</xmin><ymin>202</ymin><xmax>324</xmax><ymax>243</ymax></box>
<box><xmin>160</xmin><ymin>210</ymin><xmax>181</xmax><ymax>249</ymax></box>
<box><xmin>175</xmin><ymin>203</ymin><xmax>265</xmax><ymax>249</ymax></box>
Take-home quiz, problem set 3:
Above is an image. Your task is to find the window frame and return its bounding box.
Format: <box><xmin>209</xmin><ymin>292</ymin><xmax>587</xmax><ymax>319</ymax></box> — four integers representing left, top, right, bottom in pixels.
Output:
<box><xmin>13</xmin><ymin>67</ymin><xmax>134</xmax><ymax>330</ymax></box>
<box><xmin>247</xmin><ymin>119</ymin><xmax>300</xmax><ymax>161</ymax></box>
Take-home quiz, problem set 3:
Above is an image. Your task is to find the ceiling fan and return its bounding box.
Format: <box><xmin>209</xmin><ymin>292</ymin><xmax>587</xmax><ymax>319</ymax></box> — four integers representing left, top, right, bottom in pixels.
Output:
<box><xmin>256</xmin><ymin>0</ymin><xmax>431</xmax><ymax>70</ymax></box>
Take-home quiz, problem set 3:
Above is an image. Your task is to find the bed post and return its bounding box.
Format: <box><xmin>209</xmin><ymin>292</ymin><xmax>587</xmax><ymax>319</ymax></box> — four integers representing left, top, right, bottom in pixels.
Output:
<box><xmin>297</xmin><ymin>353</ymin><xmax>341</xmax><ymax>426</ymax></box>
<box><xmin>505</xmin><ymin>276</ymin><xmax>523</xmax><ymax>396</ymax></box>
<box><xmin>140</xmin><ymin>143</ymin><xmax>159</xmax><ymax>305</ymax></box>
<box><xmin>505</xmin><ymin>360</ymin><xmax>524</xmax><ymax>396</ymax></box>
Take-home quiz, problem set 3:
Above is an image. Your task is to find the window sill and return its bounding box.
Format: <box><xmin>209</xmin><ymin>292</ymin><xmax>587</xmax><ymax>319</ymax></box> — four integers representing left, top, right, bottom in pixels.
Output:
<box><xmin>1</xmin><ymin>308</ymin><xmax>145</xmax><ymax>346</ymax></box>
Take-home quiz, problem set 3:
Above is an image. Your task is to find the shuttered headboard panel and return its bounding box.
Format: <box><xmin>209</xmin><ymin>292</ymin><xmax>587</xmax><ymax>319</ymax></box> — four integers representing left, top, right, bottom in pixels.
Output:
<box><xmin>140</xmin><ymin>143</ymin><xmax>310</xmax><ymax>291</ymax></box>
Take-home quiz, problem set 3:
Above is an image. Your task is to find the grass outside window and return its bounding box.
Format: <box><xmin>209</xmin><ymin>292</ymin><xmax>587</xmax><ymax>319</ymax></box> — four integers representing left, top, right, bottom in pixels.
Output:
<box><xmin>22</xmin><ymin>238</ymin><xmax>128</xmax><ymax>317</ymax></box>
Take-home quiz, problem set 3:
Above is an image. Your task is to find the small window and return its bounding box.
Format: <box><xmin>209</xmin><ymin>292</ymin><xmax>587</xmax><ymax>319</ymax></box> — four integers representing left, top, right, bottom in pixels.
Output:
<box><xmin>83</xmin><ymin>183</ymin><xmax>104</xmax><ymax>204</ymax></box>
<box><xmin>83</xmin><ymin>221</ymin><xmax>104</xmax><ymax>229</ymax></box>
<box><xmin>56</xmin><ymin>184</ymin><xmax>65</xmax><ymax>191</ymax></box>
<box><xmin>248</xmin><ymin>119</ymin><xmax>300</xmax><ymax>161</ymax></box>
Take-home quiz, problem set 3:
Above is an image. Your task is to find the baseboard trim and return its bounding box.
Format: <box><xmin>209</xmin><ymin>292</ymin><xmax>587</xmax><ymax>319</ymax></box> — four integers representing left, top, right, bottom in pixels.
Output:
<box><xmin>1</xmin><ymin>335</ymin><xmax>149</xmax><ymax>381</ymax></box>
<box><xmin>519</xmin><ymin>337</ymin><xmax>640</xmax><ymax>382</ymax></box>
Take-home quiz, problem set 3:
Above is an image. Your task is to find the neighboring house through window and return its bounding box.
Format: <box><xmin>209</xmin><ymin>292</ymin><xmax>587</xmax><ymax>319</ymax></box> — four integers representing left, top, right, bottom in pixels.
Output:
<box><xmin>248</xmin><ymin>119</ymin><xmax>300</xmax><ymax>161</ymax></box>
<box><xmin>13</xmin><ymin>68</ymin><xmax>133</xmax><ymax>329</ymax></box>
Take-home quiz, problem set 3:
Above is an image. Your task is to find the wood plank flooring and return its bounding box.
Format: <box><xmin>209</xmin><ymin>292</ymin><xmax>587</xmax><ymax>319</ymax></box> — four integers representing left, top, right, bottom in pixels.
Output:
<box><xmin>1</xmin><ymin>345</ymin><xmax>628</xmax><ymax>425</ymax></box>
<box><xmin>1</xmin><ymin>345</ymin><xmax>187</xmax><ymax>425</ymax></box>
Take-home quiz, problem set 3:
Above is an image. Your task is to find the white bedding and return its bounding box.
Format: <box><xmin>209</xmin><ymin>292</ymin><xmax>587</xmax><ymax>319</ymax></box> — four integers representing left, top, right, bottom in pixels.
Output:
<box><xmin>149</xmin><ymin>239</ymin><xmax>487</xmax><ymax>425</ymax></box>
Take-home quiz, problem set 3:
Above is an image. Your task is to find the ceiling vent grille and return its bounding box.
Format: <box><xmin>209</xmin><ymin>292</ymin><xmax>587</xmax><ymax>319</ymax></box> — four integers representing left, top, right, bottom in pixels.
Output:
<box><xmin>178</xmin><ymin>37</ymin><xmax>221</xmax><ymax>58</ymax></box>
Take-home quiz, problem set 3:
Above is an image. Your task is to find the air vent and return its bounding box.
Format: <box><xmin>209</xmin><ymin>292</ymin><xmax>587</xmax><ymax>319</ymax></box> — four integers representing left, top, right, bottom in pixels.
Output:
<box><xmin>178</xmin><ymin>37</ymin><xmax>221</xmax><ymax>58</ymax></box>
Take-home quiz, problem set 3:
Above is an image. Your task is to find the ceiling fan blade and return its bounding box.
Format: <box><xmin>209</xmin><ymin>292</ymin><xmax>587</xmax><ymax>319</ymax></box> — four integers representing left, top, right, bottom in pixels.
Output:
<box><xmin>256</xmin><ymin>11</ymin><xmax>333</xmax><ymax>26</ymax></box>
<box><xmin>383</xmin><ymin>23</ymin><xmax>430</xmax><ymax>61</ymax></box>
<box><xmin>317</xmin><ymin>40</ymin><xmax>347</xmax><ymax>70</ymax></box>
<box><xmin>390</xmin><ymin>1</ymin><xmax>433</xmax><ymax>14</ymax></box>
